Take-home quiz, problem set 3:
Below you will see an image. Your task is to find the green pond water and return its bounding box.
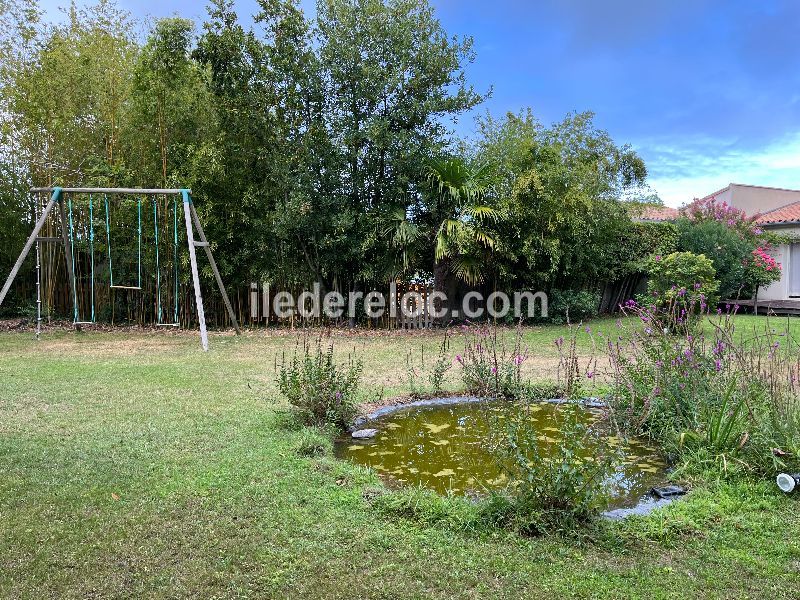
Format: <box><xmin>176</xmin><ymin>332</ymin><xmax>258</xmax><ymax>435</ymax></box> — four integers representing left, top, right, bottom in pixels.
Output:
<box><xmin>335</xmin><ymin>399</ymin><xmax>667</xmax><ymax>509</ymax></box>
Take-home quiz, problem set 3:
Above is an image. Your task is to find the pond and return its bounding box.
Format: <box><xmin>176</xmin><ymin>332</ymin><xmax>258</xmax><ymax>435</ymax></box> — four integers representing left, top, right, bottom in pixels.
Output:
<box><xmin>335</xmin><ymin>398</ymin><xmax>668</xmax><ymax>510</ymax></box>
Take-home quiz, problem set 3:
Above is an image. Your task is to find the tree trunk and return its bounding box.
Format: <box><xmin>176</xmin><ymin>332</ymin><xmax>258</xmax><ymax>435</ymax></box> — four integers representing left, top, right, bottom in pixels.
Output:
<box><xmin>754</xmin><ymin>285</ymin><xmax>759</xmax><ymax>316</ymax></box>
<box><xmin>433</xmin><ymin>259</ymin><xmax>449</xmax><ymax>293</ymax></box>
<box><xmin>433</xmin><ymin>259</ymin><xmax>450</xmax><ymax>323</ymax></box>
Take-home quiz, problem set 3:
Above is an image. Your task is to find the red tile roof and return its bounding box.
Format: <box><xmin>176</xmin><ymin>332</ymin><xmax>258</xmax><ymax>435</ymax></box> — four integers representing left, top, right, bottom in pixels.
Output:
<box><xmin>634</xmin><ymin>205</ymin><xmax>680</xmax><ymax>222</ymax></box>
<box><xmin>756</xmin><ymin>201</ymin><xmax>800</xmax><ymax>224</ymax></box>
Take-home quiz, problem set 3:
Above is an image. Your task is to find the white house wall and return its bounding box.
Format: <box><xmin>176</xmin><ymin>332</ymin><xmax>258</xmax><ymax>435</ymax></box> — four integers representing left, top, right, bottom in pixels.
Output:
<box><xmin>758</xmin><ymin>225</ymin><xmax>800</xmax><ymax>301</ymax></box>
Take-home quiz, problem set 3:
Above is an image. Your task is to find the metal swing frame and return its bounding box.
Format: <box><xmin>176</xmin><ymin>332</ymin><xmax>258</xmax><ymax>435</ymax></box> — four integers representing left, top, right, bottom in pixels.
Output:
<box><xmin>0</xmin><ymin>187</ymin><xmax>241</xmax><ymax>351</ymax></box>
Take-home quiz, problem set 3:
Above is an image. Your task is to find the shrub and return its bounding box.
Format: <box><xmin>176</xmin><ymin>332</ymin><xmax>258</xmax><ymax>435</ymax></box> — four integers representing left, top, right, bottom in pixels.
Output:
<box><xmin>676</xmin><ymin>197</ymin><xmax>785</xmax><ymax>303</ymax></box>
<box><xmin>277</xmin><ymin>337</ymin><xmax>362</xmax><ymax>429</ymax></box>
<box><xmin>481</xmin><ymin>406</ymin><xmax>618</xmax><ymax>536</ymax></box>
<box><xmin>648</xmin><ymin>251</ymin><xmax>719</xmax><ymax>304</ymax></box>
<box><xmin>681</xmin><ymin>196</ymin><xmax>758</xmax><ymax>239</ymax></box>
<box><xmin>646</xmin><ymin>251</ymin><xmax>718</xmax><ymax>329</ymax></box>
<box><xmin>744</xmin><ymin>246</ymin><xmax>782</xmax><ymax>304</ymax></box>
<box><xmin>676</xmin><ymin>218</ymin><xmax>752</xmax><ymax>299</ymax></box>
<box><xmin>547</xmin><ymin>289</ymin><xmax>600</xmax><ymax>325</ymax></box>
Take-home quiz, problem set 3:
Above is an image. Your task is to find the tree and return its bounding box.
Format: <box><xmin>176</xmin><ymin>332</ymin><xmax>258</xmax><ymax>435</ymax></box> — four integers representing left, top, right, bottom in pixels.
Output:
<box><xmin>421</xmin><ymin>157</ymin><xmax>497</xmax><ymax>290</ymax></box>
<box><xmin>315</xmin><ymin>0</ymin><xmax>487</xmax><ymax>288</ymax></box>
<box><xmin>471</xmin><ymin>109</ymin><xmax>540</xmax><ymax>202</ymax></box>
<box><xmin>744</xmin><ymin>247</ymin><xmax>782</xmax><ymax>314</ymax></box>
<box><xmin>4</xmin><ymin>0</ymin><xmax>137</xmax><ymax>185</ymax></box>
<box><xmin>259</xmin><ymin>0</ymin><xmax>353</xmax><ymax>291</ymax></box>
<box><xmin>192</xmin><ymin>0</ymin><xmax>270</xmax><ymax>285</ymax></box>
<box><xmin>193</xmin><ymin>0</ymin><xmax>336</xmax><ymax>287</ymax></box>
<box><xmin>193</xmin><ymin>0</ymin><xmax>487</xmax><ymax>294</ymax></box>
<box><xmin>0</xmin><ymin>0</ymin><xmax>39</xmax><ymax>291</ymax></box>
<box><xmin>0</xmin><ymin>0</ymin><xmax>139</xmax><ymax>315</ymax></box>
<box><xmin>677</xmin><ymin>196</ymin><xmax>783</xmax><ymax>304</ymax></box>
<box><xmin>127</xmin><ymin>17</ymin><xmax>215</xmax><ymax>187</ymax></box>
<box><xmin>476</xmin><ymin>110</ymin><xmax>647</xmax><ymax>290</ymax></box>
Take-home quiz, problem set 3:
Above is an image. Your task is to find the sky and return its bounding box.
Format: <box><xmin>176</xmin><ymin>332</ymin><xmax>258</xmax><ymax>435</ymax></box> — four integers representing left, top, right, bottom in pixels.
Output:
<box><xmin>37</xmin><ymin>0</ymin><xmax>800</xmax><ymax>206</ymax></box>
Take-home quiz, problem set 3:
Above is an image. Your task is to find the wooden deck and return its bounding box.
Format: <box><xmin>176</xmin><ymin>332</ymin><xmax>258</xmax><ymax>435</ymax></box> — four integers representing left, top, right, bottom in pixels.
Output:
<box><xmin>725</xmin><ymin>299</ymin><xmax>800</xmax><ymax>315</ymax></box>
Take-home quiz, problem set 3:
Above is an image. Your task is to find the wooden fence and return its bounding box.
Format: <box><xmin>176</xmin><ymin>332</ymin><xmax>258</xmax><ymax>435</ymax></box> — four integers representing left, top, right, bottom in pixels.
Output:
<box><xmin>246</xmin><ymin>282</ymin><xmax>436</xmax><ymax>329</ymax></box>
<box><xmin>3</xmin><ymin>252</ymin><xmax>643</xmax><ymax>329</ymax></box>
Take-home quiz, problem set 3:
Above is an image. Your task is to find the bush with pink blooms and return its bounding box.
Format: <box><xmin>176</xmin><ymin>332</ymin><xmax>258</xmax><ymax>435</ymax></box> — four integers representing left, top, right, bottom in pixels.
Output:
<box><xmin>677</xmin><ymin>196</ymin><xmax>785</xmax><ymax>301</ymax></box>
<box><xmin>681</xmin><ymin>196</ymin><xmax>759</xmax><ymax>239</ymax></box>
<box><xmin>744</xmin><ymin>246</ymin><xmax>782</xmax><ymax>295</ymax></box>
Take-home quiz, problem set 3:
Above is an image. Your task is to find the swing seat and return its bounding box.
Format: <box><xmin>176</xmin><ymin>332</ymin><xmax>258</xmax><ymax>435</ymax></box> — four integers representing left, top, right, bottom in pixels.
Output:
<box><xmin>155</xmin><ymin>322</ymin><xmax>180</xmax><ymax>328</ymax></box>
<box><xmin>110</xmin><ymin>285</ymin><xmax>143</xmax><ymax>291</ymax></box>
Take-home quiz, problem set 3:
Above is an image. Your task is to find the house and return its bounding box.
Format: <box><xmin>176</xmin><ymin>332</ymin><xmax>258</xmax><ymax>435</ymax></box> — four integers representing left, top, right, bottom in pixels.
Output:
<box><xmin>700</xmin><ymin>183</ymin><xmax>800</xmax><ymax>310</ymax></box>
<box><xmin>632</xmin><ymin>184</ymin><xmax>800</xmax><ymax>312</ymax></box>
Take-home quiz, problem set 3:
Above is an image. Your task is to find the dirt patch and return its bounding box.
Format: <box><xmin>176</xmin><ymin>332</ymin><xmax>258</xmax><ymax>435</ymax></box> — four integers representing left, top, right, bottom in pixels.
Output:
<box><xmin>0</xmin><ymin>318</ymin><xmax>235</xmax><ymax>336</ymax></box>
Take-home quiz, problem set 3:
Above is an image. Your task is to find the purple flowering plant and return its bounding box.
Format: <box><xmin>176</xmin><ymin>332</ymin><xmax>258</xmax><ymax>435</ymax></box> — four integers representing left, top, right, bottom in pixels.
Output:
<box><xmin>278</xmin><ymin>334</ymin><xmax>363</xmax><ymax>429</ymax></box>
<box><xmin>609</xmin><ymin>297</ymin><xmax>800</xmax><ymax>475</ymax></box>
<box><xmin>456</xmin><ymin>321</ymin><xmax>529</xmax><ymax>398</ymax></box>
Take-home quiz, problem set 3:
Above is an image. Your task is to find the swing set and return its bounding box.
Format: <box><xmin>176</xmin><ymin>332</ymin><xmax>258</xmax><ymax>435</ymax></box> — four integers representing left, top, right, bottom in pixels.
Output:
<box><xmin>0</xmin><ymin>187</ymin><xmax>240</xmax><ymax>351</ymax></box>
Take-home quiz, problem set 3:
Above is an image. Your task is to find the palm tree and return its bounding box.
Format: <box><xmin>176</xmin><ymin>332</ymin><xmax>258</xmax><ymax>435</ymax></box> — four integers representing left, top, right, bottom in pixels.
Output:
<box><xmin>424</xmin><ymin>157</ymin><xmax>499</xmax><ymax>293</ymax></box>
<box><xmin>382</xmin><ymin>205</ymin><xmax>422</xmax><ymax>278</ymax></box>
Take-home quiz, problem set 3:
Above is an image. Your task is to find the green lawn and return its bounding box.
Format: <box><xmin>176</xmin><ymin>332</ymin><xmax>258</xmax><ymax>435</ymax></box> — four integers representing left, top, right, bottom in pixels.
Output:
<box><xmin>0</xmin><ymin>319</ymin><xmax>799</xmax><ymax>598</ymax></box>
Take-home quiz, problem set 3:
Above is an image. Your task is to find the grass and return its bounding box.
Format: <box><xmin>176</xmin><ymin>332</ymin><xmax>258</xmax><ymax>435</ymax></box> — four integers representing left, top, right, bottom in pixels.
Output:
<box><xmin>0</xmin><ymin>317</ymin><xmax>799</xmax><ymax>598</ymax></box>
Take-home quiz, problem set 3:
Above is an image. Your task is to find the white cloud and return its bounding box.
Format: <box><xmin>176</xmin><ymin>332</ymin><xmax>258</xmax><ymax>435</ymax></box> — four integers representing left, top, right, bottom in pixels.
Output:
<box><xmin>641</xmin><ymin>132</ymin><xmax>800</xmax><ymax>207</ymax></box>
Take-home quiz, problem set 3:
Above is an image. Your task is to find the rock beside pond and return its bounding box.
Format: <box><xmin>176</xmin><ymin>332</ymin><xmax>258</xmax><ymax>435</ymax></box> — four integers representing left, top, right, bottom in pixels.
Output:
<box><xmin>352</xmin><ymin>429</ymin><xmax>379</xmax><ymax>440</ymax></box>
<box><xmin>583</xmin><ymin>398</ymin><xmax>607</xmax><ymax>409</ymax></box>
<box><xmin>651</xmin><ymin>485</ymin><xmax>687</xmax><ymax>499</ymax></box>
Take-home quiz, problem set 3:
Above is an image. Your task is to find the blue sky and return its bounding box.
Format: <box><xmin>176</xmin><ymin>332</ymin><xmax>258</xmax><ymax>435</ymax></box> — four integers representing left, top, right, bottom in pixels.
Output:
<box><xmin>38</xmin><ymin>0</ymin><xmax>800</xmax><ymax>206</ymax></box>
